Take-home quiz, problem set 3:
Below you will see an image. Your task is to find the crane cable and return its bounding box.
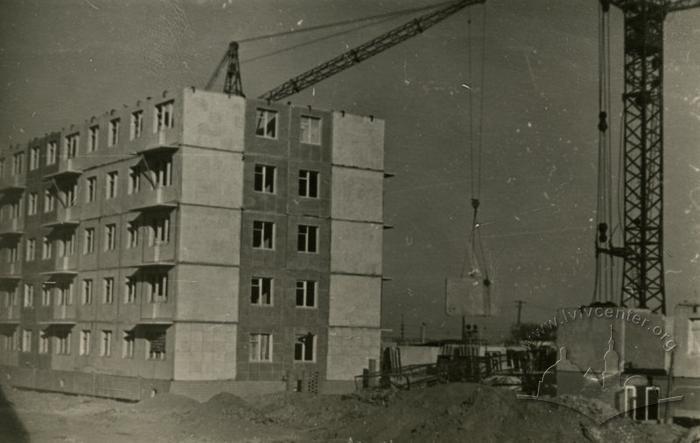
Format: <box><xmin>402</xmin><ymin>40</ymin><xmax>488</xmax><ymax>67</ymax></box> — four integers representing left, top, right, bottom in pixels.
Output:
<box><xmin>462</xmin><ymin>5</ymin><xmax>490</xmax><ymax>288</ymax></box>
<box><xmin>208</xmin><ymin>1</ymin><xmax>456</xmax><ymax>90</ymax></box>
<box><xmin>593</xmin><ymin>0</ymin><xmax>614</xmax><ymax>304</ymax></box>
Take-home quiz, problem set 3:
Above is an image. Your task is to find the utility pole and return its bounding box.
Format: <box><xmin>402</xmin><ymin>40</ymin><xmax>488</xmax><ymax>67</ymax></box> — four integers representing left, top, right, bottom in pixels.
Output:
<box><xmin>400</xmin><ymin>314</ymin><xmax>405</xmax><ymax>343</ymax></box>
<box><xmin>514</xmin><ymin>300</ymin><xmax>526</xmax><ymax>325</ymax></box>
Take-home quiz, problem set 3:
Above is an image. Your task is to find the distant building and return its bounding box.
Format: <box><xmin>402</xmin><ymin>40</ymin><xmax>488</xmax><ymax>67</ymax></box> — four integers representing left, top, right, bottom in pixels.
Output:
<box><xmin>0</xmin><ymin>88</ymin><xmax>385</xmax><ymax>400</ymax></box>
<box><xmin>557</xmin><ymin>305</ymin><xmax>700</xmax><ymax>423</ymax></box>
<box><xmin>667</xmin><ymin>302</ymin><xmax>700</xmax><ymax>422</ymax></box>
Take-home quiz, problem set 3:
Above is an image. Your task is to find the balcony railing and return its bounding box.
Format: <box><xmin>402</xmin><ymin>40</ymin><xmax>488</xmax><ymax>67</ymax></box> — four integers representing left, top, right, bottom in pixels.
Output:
<box><xmin>0</xmin><ymin>175</ymin><xmax>26</xmax><ymax>193</ymax></box>
<box><xmin>140</xmin><ymin>301</ymin><xmax>174</xmax><ymax>321</ymax></box>
<box><xmin>43</xmin><ymin>255</ymin><xmax>79</xmax><ymax>277</ymax></box>
<box><xmin>43</xmin><ymin>206</ymin><xmax>81</xmax><ymax>229</ymax></box>
<box><xmin>142</xmin><ymin>242</ymin><xmax>176</xmax><ymax>266</ymax></box>
<box><xmin>0</xmin><ymin>218</ymin><xmax>23</xmax><ymax>236</ymax></box>
<box><xmin>52</xmin><ymin>303</ymin><xmax>77</xmax><ymax>322</ymax></box>
<box><xmin>0</xmin><ymin>304</ymin><xmax>20</xmax><ymax>322</ymax></box>
<box><xmin>134</xmin><ymin>130</ymin><xmax>180</xmax><ymax>155</ymax></box>
<box><xmin>0</xmin><ymin>262</ymin><xmax>22</xmax><ymax>279</ymax></box>
<box><xmin>44</xmin><ymin>157</ymin><xmax>81</xmax><ymax>180</ymax></box>
<box><xmin>131</xmin><ymin>187</ymin><xmax>177</xmax><ymax>211</ymax></box>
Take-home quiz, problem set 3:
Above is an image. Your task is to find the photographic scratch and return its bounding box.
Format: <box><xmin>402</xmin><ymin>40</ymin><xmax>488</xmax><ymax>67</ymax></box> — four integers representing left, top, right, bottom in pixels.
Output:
<box><xmin>83</xmin><ymin>0</ymin><xmax>99</xmax><ymax>10</ymax></box>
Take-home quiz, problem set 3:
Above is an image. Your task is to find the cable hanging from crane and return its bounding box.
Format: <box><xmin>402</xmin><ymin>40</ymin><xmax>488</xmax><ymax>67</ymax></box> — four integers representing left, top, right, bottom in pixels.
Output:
<box><xmin>593</xmin><ymin>0</ymin><xmax>615</xmax><ymax>305</ymax></box>
<box><xmin>461</xmin><ymin>4</ymin><xmax>490</xmax><ymax>291</ymax></box>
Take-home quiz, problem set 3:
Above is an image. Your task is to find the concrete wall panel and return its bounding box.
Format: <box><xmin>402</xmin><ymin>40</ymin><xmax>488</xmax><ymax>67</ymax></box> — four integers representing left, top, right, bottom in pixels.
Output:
<box><xmin>175</xmin><ymin>264</ymin><xmax>239</xmax><ymax>323</ymax></box>
<box><xmin>331</xmin><ymin>113</ymin><xmax>384</xmax><ymax>170</ymax></box>
<box><xmin>328</xmin><ymin>275</ymin><xmax>380</xmax><ymax>328</ymax></box>
<box><xmin>331</xmin><ymin>167</ymin><xmax>382</xmax><ymax>222</ymax></box>
<box><xmin>330</xmin><ymin>221</ymin><xmax>382</xmax><ymax>276</ymax></box>
<box><xmin>326</xmin><ymin>327</ymin><xmax>380</xmax><ymax>381</ymax></box>
<box><xmin>173</xmin><ymin>322</ymin><xmax>237</xmax><ymax>381</ymax></box>
<box><xmin>178</xmin><ymin>205</ymin><xmax>241</xmax><ymax>266</ymax></box>
<box><xmin>179</xmin><ymin>149</ymin><xmax>243</xmax><ymax>208</ymax></box>
<box><xmin>182</xmin><ymin>89</ymin><xmax>245</xmax><ymax>151</ymax></box>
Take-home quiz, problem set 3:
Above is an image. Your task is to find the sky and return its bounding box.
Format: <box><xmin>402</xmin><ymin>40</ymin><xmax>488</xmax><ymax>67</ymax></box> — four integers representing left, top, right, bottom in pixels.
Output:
<box><xmin>0</xmin><ymin>0</ymin><xmax>699</xmax><ymax>342</ymax></box>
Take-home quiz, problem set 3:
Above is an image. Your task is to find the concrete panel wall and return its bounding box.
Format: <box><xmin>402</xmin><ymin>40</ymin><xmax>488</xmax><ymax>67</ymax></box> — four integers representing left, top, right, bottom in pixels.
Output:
<box><xmin>331</xmin><ymin>113</ymin><xmax>384</xmax><ymax>170</ymax></box>
<box><xmin>326</xmin><ymin>327</ymin><xmax>380</xmax><ymax>381</ymax></box>
<box><xmin>330</xmin><ymin>167</ymin><xmax>383</xmax><ymax>222</ymax></box>
<box><xmin>178</xmin><ymin>205</ymin><xmax>241</xmax><ymax>266</ymax></box>
<box><xmin>173</xmin><ymin>322</ymin><xmax>237</xmax><ymax>381</ymax></box>
<box><xmin>328</xmin><ymin>275</ymin><xmax>381</xmax><ymax>328</ymax></box>
<box><xmin>330</xmin><ymin>221</ymin><xmax>382</xmax><ymax>276</ymax></box>
<box><xmin>179</xmin><ymin>149</ymin><xmax>244</xmax><ymax>208</ymax></box>
<box><xmin>175</xmin><ymin>264</ymin><xmax>239</xmax><ymax>323</ymax></box>
<box><xmin>182</xmin><ymin>89</ymin><xmax>245</xmax><ymax>151</ymax></box>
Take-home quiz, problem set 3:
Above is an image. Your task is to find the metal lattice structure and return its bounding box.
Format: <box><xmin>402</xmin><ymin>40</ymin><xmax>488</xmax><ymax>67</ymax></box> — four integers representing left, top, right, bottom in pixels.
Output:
<box><xmin>258</xmin><ymin>0</ymin><xmax>485</xmax><ymax>102</ymax></box>
<box><xmin>206</xmin><ymin>41</ymin><xmax>244</xmax><ymax>97</ymax></box>
<box><xmin>610</xmin><ymin>0</ymin><xmax>700</xmax><ymax>314</ymax></box>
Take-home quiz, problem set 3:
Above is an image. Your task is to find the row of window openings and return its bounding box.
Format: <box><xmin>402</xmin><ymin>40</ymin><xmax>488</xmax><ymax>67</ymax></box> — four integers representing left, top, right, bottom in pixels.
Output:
<box><xmin>256</xmin><ymin>111</ymin><xmax>322</xmax><ymax>145</ymax></box>
<box><xmin>7</xmin><ymin>329</ymin><xmax>314</xmax><ymax>364</ymax></box>
<box><xmin>8</xmin><ymin>108</ymin><xmax>314</xmax><ymax>177</ymax></box>
<box><xmin>13</xmin><ymin>102</ymin><xmax>174</xmax><ymax>174</ymax></box>
<box><xmin>6</xmin><ymin>328</ymin><xmax>165</xmax><ymax>360</ymax></box>
<box><xmin>18</xmin><ymin>163</ymin><xmax>173</xmax><ymax>218</ymax></box>
<box><xmin>255</xmin><ymin>165</ymin><xmax>320</xmax><ymax>198</ymax></box>
<box><xmin>17</xmin><ymin>274</ymin><xmax>167</xmax><ymax>308</ymax></box>
<box><xmin>6</xmin><ymin>162</ymin><xmax>320</xmax><ymax>219</ymax></box>
<box><xmin>249</xmin><ymin>333</ymin><xmax>316</xmax><ymax>363</ymax></box>
<box><xmin>253</xmin><ymin>222</ymin><xmax>318</xmax><ymax>253</ymax></box>
<box><xmin>15</xmin><ymin>219</ymin><xmax>169</xmax><ymax>262</ymax></box>
<box><xmin>4</xmin><ymin>219</ymin><xmax>317</xmax><ymax>263</ymax></box>
<box><xmin>251</xmin><ymin>278</ymin><xmax>317</xmax><ymax>308</ymax></box>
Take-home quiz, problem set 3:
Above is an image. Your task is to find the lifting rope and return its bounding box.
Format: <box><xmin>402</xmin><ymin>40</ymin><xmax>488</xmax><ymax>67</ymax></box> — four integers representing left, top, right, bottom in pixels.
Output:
<box><xmin>461</xmin><ymin>4</ymin><xmax>490</xmax><ymax>289</ymax></box>
<box><xmin>593</xmin><ymin>0</ymin><xmax>615</xmax><ymax>304</ymax></box>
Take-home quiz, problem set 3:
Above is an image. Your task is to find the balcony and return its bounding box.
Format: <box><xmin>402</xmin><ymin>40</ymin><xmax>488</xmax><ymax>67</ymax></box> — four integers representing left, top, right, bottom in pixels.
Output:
<box><xmin>0</xmin><ymin>304</ymin><xmax>20</xmax><ymax>323</ymax></box>
<box><xmin>50</xmin><ymin>303</ymin><xmax>77</xmax><ymax>323</ymax></box>
<box><xmin>43</xmin><ymin>206</ymin><xmax>81</xmax><ymax>229</ymax></box>
<box><xmin>42</xmin><ymin>255</ymin><xmax>79</xmax><ymax>277</ymax></box>
<box><xmin>0</xmin><ymin>175</ymin><xmax>26</xmax><ymax>193</ymax></box>
<box><xmin>140</xmin><ymin>302</ymin><xmax>174</xmax><ymax>322</ymax></box>
<box><xmin>139</xmin><ymin>244</ymin><xmax>176</xmax><ymax>268</ymax></box>
<box><xmin>133</xmin><ymin>130</ymin><xmax>180</xmax><ymax>156</ymax></box>
<box><xmin>0</xmin><ymin>218</ymin><xmax>23</xmax><ymax>237</ymax></box>
<box><xmin>44</xmin><ymin>157</ymin><xmax>81</xmax><ymax>180</ymax></box>
<box><xmin>0</xmin><ymin>262</ymin><xmax>22</xmax><ymax>280</ymax></box>
<box><xmin>131</xmin><ymin>187</ymin><xmax>177</xmax><ymax>212</ymax></box>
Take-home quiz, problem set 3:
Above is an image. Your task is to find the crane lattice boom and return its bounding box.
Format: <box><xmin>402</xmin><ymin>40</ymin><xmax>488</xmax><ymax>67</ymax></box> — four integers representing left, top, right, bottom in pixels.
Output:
<box><xmin>258</xmin><ymin>0</ymin><xmax>485</xmax><ymax>102</ymax></box>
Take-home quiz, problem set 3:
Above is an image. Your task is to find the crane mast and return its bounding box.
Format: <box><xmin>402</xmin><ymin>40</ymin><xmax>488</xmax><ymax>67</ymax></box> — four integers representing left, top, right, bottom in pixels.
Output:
<box><xmin>603</xmin><ymin>0</ymin><xmax>700</xmax><ymax>314</ymax></box>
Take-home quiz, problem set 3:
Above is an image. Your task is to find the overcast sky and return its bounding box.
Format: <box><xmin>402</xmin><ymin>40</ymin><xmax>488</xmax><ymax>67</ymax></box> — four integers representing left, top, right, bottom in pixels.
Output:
<box><xmin>1</xmin><ymin>0</ymin><xmax>698</xmax><ymax>341</ymax></box>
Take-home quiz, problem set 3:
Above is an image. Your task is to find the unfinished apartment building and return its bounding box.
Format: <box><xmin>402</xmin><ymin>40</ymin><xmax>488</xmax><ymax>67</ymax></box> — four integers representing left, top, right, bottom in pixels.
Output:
<box><xmin>0</xmin><ymin>88</ymin><xmax>385</xmax><ymax>400</ymax></box>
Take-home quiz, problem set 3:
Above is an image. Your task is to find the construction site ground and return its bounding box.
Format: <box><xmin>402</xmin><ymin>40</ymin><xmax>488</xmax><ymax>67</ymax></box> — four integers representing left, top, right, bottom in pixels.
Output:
<box><xmin>1</xmin><ymin>382</ymin><xmax>698</xmax><ymax>443</ymax></box>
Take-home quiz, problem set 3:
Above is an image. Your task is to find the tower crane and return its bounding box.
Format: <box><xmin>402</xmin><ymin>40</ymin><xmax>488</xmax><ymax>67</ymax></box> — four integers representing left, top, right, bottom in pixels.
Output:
<box><xmin>596</xmin><ymin>0</ymin><xmax>700</xmax><ymax>314</ymax></box>
<box><xmin>206</xmin><ymin>0</ymin><xmax>700</xmax><ymax>316</ymax></box>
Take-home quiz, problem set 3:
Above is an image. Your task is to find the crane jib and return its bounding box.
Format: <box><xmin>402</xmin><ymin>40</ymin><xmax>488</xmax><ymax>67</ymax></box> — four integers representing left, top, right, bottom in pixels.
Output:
<box><xmin>258</xmin><ymin>0</ymin><xmax>486</xmax><ymax>102</ymax></box>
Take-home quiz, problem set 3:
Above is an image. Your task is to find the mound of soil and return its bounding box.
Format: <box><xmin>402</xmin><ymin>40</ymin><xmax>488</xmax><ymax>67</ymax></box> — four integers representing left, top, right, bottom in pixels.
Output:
<box><xmin>176</xmin><ymin>392</ymin><xmax>298</xmax><ymax>442</ymax></box>
<box><xmin>133</xmin><ymin>392</ymin><xmax>200</xmax><ymax>415</ymax></box>
<box><xmin>316</xmin><ymin>383</ymin><xmax>687</xmax><ymax>443</ymax></box>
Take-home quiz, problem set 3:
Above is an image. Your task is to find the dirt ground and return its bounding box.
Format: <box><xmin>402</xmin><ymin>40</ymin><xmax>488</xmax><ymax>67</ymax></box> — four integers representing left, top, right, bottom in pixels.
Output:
<box><xmin>1</xmin><ymin>382</ymin><xmax>697</xmax><ymax>443</ymax></box>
